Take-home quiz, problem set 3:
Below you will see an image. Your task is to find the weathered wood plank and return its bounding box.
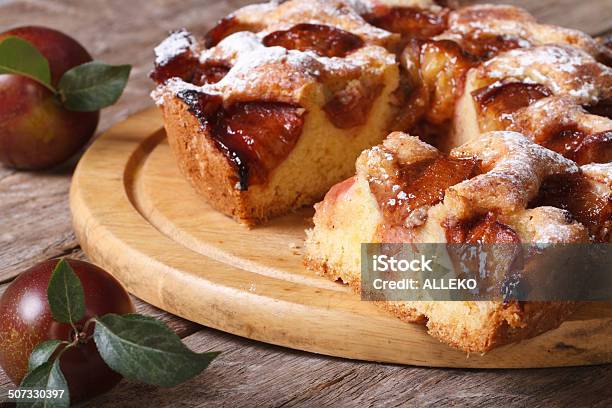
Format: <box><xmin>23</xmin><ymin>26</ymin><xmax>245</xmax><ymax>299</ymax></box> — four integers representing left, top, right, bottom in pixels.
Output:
<box><xmin>0</xmin><ymin>165</ymin><xmax>80</xmax><ymax>283</ymax></box>
<box><xmin>87</xmin><ymin>327</ymin><xmax>612</xmax><ymax>407</ymax></box>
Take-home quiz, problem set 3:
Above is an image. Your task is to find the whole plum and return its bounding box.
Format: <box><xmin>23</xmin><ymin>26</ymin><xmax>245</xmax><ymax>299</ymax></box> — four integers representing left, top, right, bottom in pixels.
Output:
<box><xmin>0</xmin><ymin>259</ymin><xmax>135</xmax><ymax>402</ymax></box>
<box><xmin>0</xmin><ymin>26</ymin><xmax>100</xmax><ymax>169</ymax></box>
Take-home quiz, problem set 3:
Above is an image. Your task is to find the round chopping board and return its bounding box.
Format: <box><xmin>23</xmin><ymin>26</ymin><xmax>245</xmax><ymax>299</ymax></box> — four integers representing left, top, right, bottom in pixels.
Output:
<box><xmin>70</xmin><ymin>107</ymin><xmax>612</xmax><ymax>368</ymax></box>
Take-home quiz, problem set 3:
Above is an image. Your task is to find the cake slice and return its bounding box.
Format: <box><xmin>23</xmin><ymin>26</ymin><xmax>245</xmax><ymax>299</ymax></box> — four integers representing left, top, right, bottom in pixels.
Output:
<box><xmin>304</xmin><ymin>131</ymin><xmax>607</xmax><ymax>352</ymax></box>
<box><xmin>198</xmin><ymin>0</ymin><xmax>458</xmax><ymax>149</ymax></box>
<box><xmin>151</xmin><ymin>1</ymin><xmax>402</xmax><ymax>225</ymax></box>
<box><xmin>452</xmin><ymin>45</ymin><xmax>612</xmax><ymax>161</ymax></box>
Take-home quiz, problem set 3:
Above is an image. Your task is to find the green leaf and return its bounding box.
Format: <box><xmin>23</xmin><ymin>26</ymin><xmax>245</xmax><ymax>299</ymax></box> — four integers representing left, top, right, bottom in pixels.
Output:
<box><xmin>17</xmin><ymin>360</ymin><xmax>70</xmax><ymax>408</ymax></box>
<box><xmin>93</xmin><ymin>314</ymin><xmax>220</xmax><ymax>387</ymax></box>
<box><xmin>0</xmin><ymin>36</ymin><xmax>54</xmax><ymax>91</ymax></box>
<box><xmin>118</xmin><ymin>313</ymin><xmax>174</xmax><ymax>331</ymax></box>
<box><xmin>28</xmin><ymin>340</ymin><xmax>63</xmax><ymax>373</ymax></box>
<box><xmin>47</xmin><ymin>259</ymin><xmax>85</xmax><ymax>325</ymax></box>
<box><xmin>58</xmin><ymin>61</ymin><xmax>131</xmax><ymax>112</ymax></box>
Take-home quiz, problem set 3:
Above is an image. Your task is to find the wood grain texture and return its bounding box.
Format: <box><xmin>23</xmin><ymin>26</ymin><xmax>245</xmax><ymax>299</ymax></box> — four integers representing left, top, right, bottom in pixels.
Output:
<box><xmin>1</xmin><ymin>0</ymin><xmax>611</xmax><ymax>406</ymax></box>
<box><xmin>0</xmin><ymin>164</ymin><xmax>81</xmax><ymax>284</ymax></box>
<box><xmin>89</xmin><ymin>328</ymin><xmax>612</xmax><ymax>408</ymax></box>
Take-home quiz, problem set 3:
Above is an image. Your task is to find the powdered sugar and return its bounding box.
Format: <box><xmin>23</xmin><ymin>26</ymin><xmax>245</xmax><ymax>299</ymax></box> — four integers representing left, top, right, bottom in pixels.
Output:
<box><xmin>212</xmin><ymin>45</ymin><xmax>322</xmax><ymax>92</ymax></box>
<box><xmin>448</xmin><ymin>131</ymin><xmax>579</xmax><ymax>215</ymax></box>
<box><xmin>199</xmin><ymin>31</ymin><xmax>262</xmax><ymax>64</ymax></box>
<box><xmin>582</xmin><ymin>163</ymin><xmax>612</xmax><ymax>187</ymax></box>
<box><xmin>151</xmin><ymin>78</ymin><xmax>219</xmax><ymax>106</ymax></box>
<box><xmin>155</xmin><ymin>25</ymin><xmax>392</xmax><ymax>106</ymax></box>
<box><xmin>346</xmin><ymin>0</ymin><xmax>439</xmax><ymax>12</ymax></box>
<box><xmin>482</xmin><ymin>45</ymin><xmax>611</xmax><ymax>104</ymax></box>
<box><xmin>232</xmin><ymin>0</ymin><xmax>395</xmax><ymax>43</ymax></box>
<box><xmin>485</xmin><ymin>46</ymin><xmax>579</xmax><ymax>76</ymax></box>
<box><xmin>341</xmin><ymin>0</ymin><xmax>373</xmax><ymax>14</ymax></box>
<box><xmin>236</xmin><ymin>0</ymin><xmax>280</xmax><ymax>15</ymax></box>
<box><xmin>154</xmin><ymin>29</ymin><xmax>196</xmax><ymax>66</ymax></box>
<box><xmin>531</xmin><ymin>213</ymin><xmax>578</xmax><ymax>243</ymax></box>
<box><xmin>463</xmin><ymin>131</ymin><xmax>578</xmax><ymax>172</ymax></box>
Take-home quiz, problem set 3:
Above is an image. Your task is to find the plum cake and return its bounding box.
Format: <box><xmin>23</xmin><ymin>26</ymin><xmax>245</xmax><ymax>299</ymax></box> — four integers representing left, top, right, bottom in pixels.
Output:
<box><xmin>305</xmin><ymin>131</ymin><xmax>611</xmax><ymax>352</ymax></box>
<box><xmin>152</xmin><ymin>0</ymin><xmax>612</xmax><ymax>351</ymax></box>
<box><xmin>152</xmin><ymin>0</ymin><xmax>402</xmax><ymax>225</ymax></box>
<box><xmin>151</xmin><ymin>0</ymin><xmax>611</xmax><ymax>225</ymax></box>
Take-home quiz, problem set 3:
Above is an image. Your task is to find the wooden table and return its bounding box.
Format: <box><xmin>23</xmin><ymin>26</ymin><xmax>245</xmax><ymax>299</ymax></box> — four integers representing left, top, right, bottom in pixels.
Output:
<box><xmin>1</xmin><ymin>1</ymin><xmax>611</xmax><ymax>406</ymax></box>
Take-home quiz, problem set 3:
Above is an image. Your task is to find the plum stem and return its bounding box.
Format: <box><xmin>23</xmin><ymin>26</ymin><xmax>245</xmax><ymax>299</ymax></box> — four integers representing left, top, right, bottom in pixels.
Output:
<box><xmin>69</xmin><ymin>321</ymin><xmax>79</xmax><ymax>339</ymax></box>
<box><xmin>56</xmin><ymin>338</ymin><xmax>78</xmax><ymax>361</ymax></box>
<box><xmin>82</xmin><ymin>316</ymin><xmax>96</xmax><ymax>336</ymax></box>
<box><xmin>57</xmin><ymin>89</ymin><xmax>66</xmax><ymax>104</ymax></box>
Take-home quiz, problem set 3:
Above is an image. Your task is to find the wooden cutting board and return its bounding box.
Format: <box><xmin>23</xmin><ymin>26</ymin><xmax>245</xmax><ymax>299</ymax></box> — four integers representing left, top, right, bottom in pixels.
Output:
<box><xmin>70</xmin><ymin>107</ymin><xmax>612</xmax><ymax>368</ymax></box>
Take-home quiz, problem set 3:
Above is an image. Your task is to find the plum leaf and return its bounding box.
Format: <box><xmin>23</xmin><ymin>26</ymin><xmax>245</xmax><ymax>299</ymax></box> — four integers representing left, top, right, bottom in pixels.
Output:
<box><xmin>58</xmin><ymin>61</ymin><xmax>131</xmax><ymax>111</ymax></box>
<box><xmin>0</xmin><ymin>36</ymin><xmax>54</xmax><ymax>92</ymax></box>
<box><xmin>17</xmin><ymin>360</ymin><xmax>70</xmax><ymax>408</ymax></box>
<box><xmin>47</xmin><ymin>259</ymin><xmax>85</xmax><ymax>325</ymax></box>
<box><xmin>27</xmin><ymin>340</ymin><xmax>63</xmax><ymax>373</ymax></box>
<box><xmin>93</xmin><ymin>313</ymin><xmax>220</xmax><ymax>387</ymax></box>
